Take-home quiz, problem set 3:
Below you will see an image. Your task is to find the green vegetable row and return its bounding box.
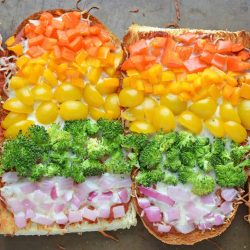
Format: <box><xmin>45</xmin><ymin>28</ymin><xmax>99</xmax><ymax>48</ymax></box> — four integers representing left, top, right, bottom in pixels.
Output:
<box><xmin>1</xmin><ymin>119</ymin><xmax>249</xmax><ymax>196</ymax></box>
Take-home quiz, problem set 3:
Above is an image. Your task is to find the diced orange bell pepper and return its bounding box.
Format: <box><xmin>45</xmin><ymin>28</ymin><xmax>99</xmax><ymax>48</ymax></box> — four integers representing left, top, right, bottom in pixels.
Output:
<box><xmin>86</xmin><ymin>46</ymin><xmax>98</xmax><ymax>57</ymax></box>
<box><xmin>99</xmin><ymin>31</ymin><xmax>111</xmax><ymax>43</ymax></box>
<box><xmin>130</xmin><ymin>55</ymin><xmax>146</xmax><ymax>71</ymax></box>
<box><xmin>240</xmin><ymin>83</ymin><xmax>250</xmax><ymax>99</ymax></box>
<box><xmin>200</xmin><ymin>51</ymin><xmax>213</xmax><ymax>64</ymax></box>
<box><xmin>238</xmin><ymin>50</ymin><xmax>250</xmax><ymax>61</ymax></box>
<box><xmin>97</xmin><ymin>46</ymin><xmax>110</xmax><ymax>59</ymax></box>
<box><xmin>227</xmin><ymin>56</ymin><xmax>250</xmax><ymax>72</ymax></box>
<box><xmin>151</xmin><ymin>47</ymin><xmax>161</xmax><ymax>57</ymax></box>
<box><xmin>62</xmin><ymin>11</ymin><xmax>81</xmax><ymax>29</ymax></box>
<box><xmin>211</xmin><ymin>53</ymin><xmax>228</xmax><ymax>70</ymax></box>
<box><xmin>69</xmin><ymin>37</ymin><xmax>83</xmax><ymax>52</ymax></box>
<box><xmin>232</xmin><ymin>43</ymin><xmax>244</xmax><ymax>52</ymax></box>
<box><xmin>161</xmin><ymin>50</ymin><xmax>183</xmax><ymax>68</ymax></box>
<box><xmin>61</xmin><ymin>47</ymin><xmax>75</xmax><ymax>61</ymax></box>
<box><xmin>176</xmin><ymin>46</ymin><xmax>193</xmax><ymax>60</ymax></box>
<box><xmin>222</xmin><ymin>84</ymin><xmax>235</xmax><ymax>99</ymax></box>
<box><xmin>45</xmin><ymin>25</ymin><xmax>55</xmax><ymax>37</ymax></box>
<box><xmin>54</xmin><ymin>45</ymin><xmax>61</xmax><ymax>60</ymax></box>
<box><xmin>184</xmin><ymin>57</ymin><xmax>207</xmax><ymax>73</ymax></box>
<box><xmin>57</xmin><ymin>30</ymin><xmax>69</xmax><ymax>46</ymax></box>
<box><xmin>129</xmin><ymin>39</ymin><xmax>148</xmax><ymax>55</ymax></box>
<box><xmin>76</xmin><ymin>22</ymin><xmax>89</xmax><ymax>36</ymax></box>
<box><xmin>121</xmin><ymin>59</ymin><xmax>135</xmax><ymax>71</ymax></box>
<box><xmin>204</xmin><ymin>43</ymin><xmax>217</xmax><ymax>53</ymax></box>
<box><xmin>66</xmin><ymin>29</ymin><xmax>81</xmax><ymax>41</ymax></box>
<box><xmin>176</xmin><ymin>33</ymin><xmax>198</xmax><ymax>44</ymax></box>
<box><xmin>40</xmin><ymin>12</ymin><xmax>53</xmax><ymax>24</ymax></box>
<box><xmin>28</xmin><ymin>35</ymin><xmax>44</xmax><ymax>47</ymax></box>
<box><xmin>51</xmin><ymin>19</ymin><xmax>64</xmax><ymax>30</ymax></box>
<box><xmin>41</xmin><ymin>37</ymin><xmax>57</xmax><ymax>50</ymax></box>
<box><xmin>216</xmin><ymin>40</ymin><xmax>232</xmax><ymax>53</ymax></box>
<box><xmin>89</xmin><ymin>25</ymin><xmax>101</xmax><ymax>35</ymax></box>
<box><xmin>27</xmin><ymin>46</ymin><xmax>45</xmax><ymax>58</ymax></box>
<box><xmin>150</xmin><ymin>37</ymin><xmax>167</xmax><ymax>48</ymax></box>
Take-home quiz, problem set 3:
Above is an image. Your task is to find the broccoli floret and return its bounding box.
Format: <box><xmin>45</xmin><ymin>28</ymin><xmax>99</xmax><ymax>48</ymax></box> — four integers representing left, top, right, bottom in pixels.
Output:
<box><xmin>177</xmin><ymin>131</ymin><xmax>196</xmax><ymax>150</ymax></box>
<box><xmin>180</xmin><ymin>151</ymin><xmax>196</xmax><ymax>168</ymax></box>
<box><xmin>139</xmin><ymin>140</ymin><xmax>162</xmax><ymax>170</ymax></box>
<box><xmin>48</xmin><ymin>124</ymin><xmax>72</xmax><ymax>151</ymax></box>
<box><xmin>164</xmin><ymin>149</ymin><xmax>183</xmax><ymax>172</ymax></box>
<box><xmin>97</xmin><ymin>119</ymin><xmax>123</xmax><ymax>140</ymax></box>
<box><xmin>190</xmin><ymin>174</ymin><xmax>216</xmax><ymax>196</ymax></box>
<box><xmin>230</xmin><ymin>143</ymin><xmax>250</xmax><ymax>165</ymax></box>
<box><xmin>153</xmin><ymin>132</ymin><xmax>178</xmax><ymax>152</ymax></box>
<box><xmin>2</xmin><ymin>134</ymin><xmax>45</xmax><ymax>177</ymax></box>
<box><xmin>136</xmin><ymin>170</ymin><xmax>164</xmax><ymax>187</ymax></box>
<box><xmin>30</xmin><ymin>163</ymin><xmax>47</xmax><ymax>181</ymax></box>
<box><xmin>162</xmin><ymin>172</ymin><xmax>178</xmax><ymax>185</ymax></box>
<box><xmin>86</xmin><ymin>138</ymin><xmax>109</xmax><ymax>160</ymax></box>
<box><xmin>28</xmin><ymin>125</ymin><xmax>49</xmax><ymax>146</ymax></box>
<box><xmin>178</xmin><ymin>167</ymin><xmax>197</xmax><ymax>183</ymax></box>
<box><xmin>64</xmin><ymin>119</ymin><xmax>99</xmax><ymax>137</ymax></box>
<box><xmin>105</xmin><ymin>150</ymin><xmax>132</xmax><ymax>174</ymax></box>
<box><xmin>121</xmin><ymin>133</ymin><xmax>148</xmax><ymax>152</ymax></box>
<box><xmin>49</xmin><ymin>151</ymin><xmax>71</xmax><ymax>167</ymax></box>
<box><xmin>215</xmin><ymin>161</ymin><xmax>248</xmax><ymax>187</ymax></box>
<box><xmin>81</xmin><ymin>159</ymin><xmax>105</xmax><ymax>176</ymax></box>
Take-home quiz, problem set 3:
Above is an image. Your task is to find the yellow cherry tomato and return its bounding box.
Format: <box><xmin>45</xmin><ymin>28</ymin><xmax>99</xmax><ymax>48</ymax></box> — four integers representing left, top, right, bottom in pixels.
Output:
<box><xmin>224</xmin><ymin>121</ymin><xmax>247</xmax><ymax>143</ymax></box>
<box><xmin>83</xmin><ymin>84</ymin><xmax>104</xmax><ymax>107</ymax></box>
<box><xmin>121</xmin><ymin>107</ymin><xmax>143</xmax><ymax>121</ymax></box>
<box><xmin>89</xmin><ymin>107</ymin><xmax>106</xmax><ymax>120</ymax></box>
<box><xmin>189</xmin><ymin>97</ymin><xmax>217</xmax><ymax>119</ymax></box>
<box><xmin>54</xmin><ymin>83</ymin><xmax>82</xmax><ymax>103</ymax></box>
<box><xmin>16</xmin><ymin>86</ymin><xmax>34</xmax><ymax>106</ymax></box>
<box><xmin>104</xmin><ymin>94</ymin><xmax>120</xmax><ymax>119</ymax></box>
<box><xmin>219</xmin><ymin>102</ymin><xmax>241</xmax><ymax>123</ymax></box>
<box><xmin>4</xmin><ymin>120</ymin><xmax>34</xmax><ymax>138</ymax></box>
<box><xmin>36</xmin><ymin>102</ymin><xmax>58</xmax><ymax>124</ymax></box>
<box><xmin>178</xmin><ymin>110</ymin><xmax>203</xmax><ymax>134</ymax></box>
<box><xmin>152</xmin><ymin>105</ymin><xmax>176</xmax><ymax>132</ymax></box>
<box><xmin>59</xmin><ymin>101</ymin><xmax>88</xmax><ymax>120</ymax></box>
<box><xmin>160</xmin><ymin>94</ymin><xmax>187</xmax><ymax>115</ymax></box>
<box><xmin>238</xmin><ymin>100</ymin><xmax>250</xmax><ymax>130</ymax></box>
<box><xmin>9</xmin><ymin>76</ymin><xmax>28</xmax><ymax>89</ymax></box>
<box><xmin>141</xmin><ymin>97</ymin><xmax>158</xmax><ymax>121</ymax></box>
<box><xmin>3</xmin><ymin>98</ymin><xmax>33</xmax><ymax>114</ymax></box>
<box><xmin>31</xmin><ymin>84</ymin><xmax>53</xmax><ymax>101</ymax></box>
<box><xmin>205</xmin><ymin>118</ymin><xmax>225</xmax><ymax>137</ymax></box>
<box><xmin>119</xmin><ymin>87</ymin><xmax>144</xmax><ymax>107</ymax></box>
<box><xmin>129</xmin><ymin>121</ymin><xmax>156</xmax><ymax>134</ymax></box>
<box><xmin>1</xmin><ymin>112</ymin><xmax>27</xmax><ymax>129</ymax></box>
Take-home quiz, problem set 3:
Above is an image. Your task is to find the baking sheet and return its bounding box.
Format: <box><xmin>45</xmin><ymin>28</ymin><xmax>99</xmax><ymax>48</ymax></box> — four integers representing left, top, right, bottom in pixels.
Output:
<box><xmin>0</xmin><ymin>0</ymin><xmax>249</xmax><ymax>249</ymax></box>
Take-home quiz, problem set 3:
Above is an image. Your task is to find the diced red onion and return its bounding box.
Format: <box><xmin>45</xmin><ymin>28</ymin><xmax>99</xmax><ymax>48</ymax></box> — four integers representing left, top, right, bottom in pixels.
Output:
<box><xmin>20</xmin><ymin>182</ymin><xmax>37</xmax><ymax>194</ymax></box>
<box><xmin>25</xmin><ymin>208</ymin><xmax>35</xmax><ymax>219</ymax></box>
<box><xmin>167</xmin><ymin>186</ymin><xmax>191</xmax><ymax>202</ymax></box>
<box><xmin>139</xmin><ymin>186</ymin><xmax>175</xmax><ymax>206</ymax></box>
<box><xmin>14</xmin><ymin>212</ymin><xmax>27</xmax><ymax>228</ymax></box>
<box><xmin>214</xmin><ymin>214</ymin><xmax>225</xmax><ymax>226</ymax></box>
<box><xmin>8</xmin><ymin>199</ymin><xmax>23</xmax><ymax>213</ymax></box>
<box><xmin>99</xmin><ymin>174</ymin><xmax>131</xmax><ymax>190</ymax></box>
<box><xmin>75</xmin><ymin>182</ymin><xmax>96</xmax><ymax>199</ymax></box>
<box><xmin>220</xmin><ymin>202</ymin><xmax>233</xmax><ymax>215</ymax></box>
<box><xmin>137</xmin><ymin>198</ymin><xmax>151</xmax><ymax>209</ymax></box>
<box><xmin>2</xmin><ymin>172</ymin><xmax>18</xmax><ymax>183</ymax></box>
<box><xmin>112</xmin><ymin>193</ymin><xmax>121</xmax><ymax>203</ymax></box>
<box><xmin>50</xmin><ymin>186</ymin><xmax>58</xmax><ymax>200</ymax></box>
<box><xmin>39</xmin><ymin>179</ymin><xmax>54</xmax><ymax>193</ymax></box>
<box><xmin>63</xmin><ymin>190</ymin><xmax>73</xmax><ymax>202</ymax></box>
<box><xmin>71</xmin><ymin>195</ymin><xmax>81</xmax><ymax>209</ymax></box>
<box><xmin>54</xmin><ymin>203</ymin><xmax>65</xmax><ymax>213</ymax></box>
<box><xmin>144</xmin><ymin>206</ymin><xmax>162</xmax><ymax>222</ymax></box>
<box><xmin>82</xmin><ymin>207</ymin><xmax>98</xmax><ymax>221</ymax></box>
<box><xmin>175</xmin><ymin>222</ymin><xmax>195</xmax><ymax>234</ymax></box>
<box><xmin>201</xmin><ymin>193</ymin><xmax>217</xmax><ymax>205</ymax></box>
<box><xmin>31</xmin><ymin>214</ymin><xmax>54</xmax><ymax>225</ymax></box>
<box><xmin>221</xmin><ymin>188</ymin><xmax>238</xmax><ymax>202</ymax></box>
<box><xmin>118</xmin><ymin>189</ymin><xmax>130</xmax><ymax>203</ymax></box>
<box><xmin>198</xmin><ymin>221</ymin><xmax>212</xmax><ymax>231</ymax></box>
<box><xmin>68</xmin><ymin>210</ymin><xmax>82</xmax><ymax>223</ymax></box>
<box><xmin>157</xmin><ymin>224</ymin><xmax>171</xmax><ymax>233</ymax></box>
<box><xmin>33</xmin><ymin>190</ymin><xmax>47</xmax><ymax>203</ymax></box>
<box><xmin>52</xmin><ymin>177</ymin><xmax>73</xmax><ymax>190</ymax></box>
<box><xmin>185</xmin><ymin>202</ymin><xmax>210</xmax><ymax>221</ymax></box>
<box><xmin>99</xmin><ymin>206</ymin><xmax>110</xmax><ymax>218</ymax></box>
<box><xmin>22</xmin><ymin>199</ymin><xmax>35</xmax><ymax>211</ymax></box>
<box><xmin>167</xmin><ymin>207</ymin><xmax>180</xmax><ymax>222</ymax></box>
<box><xmin>54</xmin><ymin>212</ymin><xmax>68</xmax><ymax>224</ymax></box>
<box><xmin>40</xmin><ymin>203</ymin><xmax>53</xmax><ymax>210</ymax></box>
<box><xmin>97</xmin><ymin>192</ymin><xmax>113</xmax><ymax>202</ymax></box>
<box><xmin>112</xmin><ymin>205</ymin><xmax>125</xmax><ymax>219</ymax></box>
<box><xmin>88</xmin><ymin>191</ymin><xmax>98</xmax><ymax>202</ymax></box>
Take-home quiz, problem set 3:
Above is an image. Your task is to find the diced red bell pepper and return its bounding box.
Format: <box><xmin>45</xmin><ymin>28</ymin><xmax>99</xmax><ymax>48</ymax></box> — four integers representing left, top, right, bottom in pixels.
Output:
<box><xmin>176</xmin><ymin>32</ymin><xmax>198</xmax><ymax>44</ymax></box>
<box><xmin>61</xmin><ymin>47</ymin><xmax>75</xmax><ymax>61</ymax></box>
<box><xmin>51</xmin><ymin>19</ymin><xmax>64</xmax><ymax>30</ymax></box>
<box><xmin>41</xmin><ymin>37</ymin><xmax>57</xmax><ymax>50</ymax></box>
<box><xmin>216</xmin><ymin>40</ymin><xmax>232</xmax><ymax>53</ymax></box>
<box><xmin>128</xmin><ymin>39</ymin><xmax>148</xmax><ymax>55</ymax></box>
<box><xmin>200</xmin><ymin>51</ymin><xmax>214</xmax><ymax>64</ymax></box>
<box><xmin>62</xmin><ymin>12</ymin><xmax>81</xmax><ymax>29</ymax></box>
<box><xmin>227</xmin><ymin>56</ymin><xmax>250</xmax><ymax>72</ymax></box>
<box><xmin>176</xmin><ymin>46</ymin><xmax>193</xmax><ymax>60</ymax></box>
<box><xmin>184</xmin><ymin>56</ymin><xmax>208</xmax><ymax>73</ymax></box>
<box><xmin>89</xmin><ymin>25</ymin><xmax>101</xmax><ymax>35</ymax></box>
<box><xmin>232</xmin><ymin>43</ymin><xmax>244</xmax><ymax>52</ymax></box>
<box><xmin>211</xmin><ymin>53</ymin><xmax>228</xmax><ymax>70</ymax></box>
<box><xmin>69</xmin><ymin>37</ymin><xmax>83</xmax><ymax>52</ymax></box>
<box><xmin>54</xmin><ymin>46</ymin><xmax>61</xmax><ymax>60</ymax></box>
<box><xmin>121</xmin><ymin>58</ymin><xmax>135</xmax><ymax>71</ymax></box>
<box><xmin>204</xmin><ymin>42</ymin><xmax>217</xmax><ymax>53</ymax></box>
<box><xmin>193</xmin><ymin>39</ymin><xmax>206</xmax><ymax>54</ymax></box>
<box><xmin>57</xmin><ymin>30</ymin><xmax>69</xmax><ymax>46</ymax></box>
<box><xmin>130</xmin><ymin>55</ymin><xmax>146</xmax><ymax>71</ymax></box>
<box><xmin>165</xmin><ymin>37</ymin><xmax>177</xmax><ymax>50</ymax></box>
<box><xmin>238</xmin><ymin>50</ymin><xmax>250</xmax><ymax>61</ymax></box>
<box><xmin>76</xmin><ymin>22</ymin><xmax>89</xmax><ymax>36</ymax></box>
<box><xmin>150</xmin><ymin>37</ymin><xmax>167</xmax><ymax>48</ymax></box>
<box><xmin>161</xmin><ymin>50</ymin><xmax>183</xmax><ymax>68</ymax></box>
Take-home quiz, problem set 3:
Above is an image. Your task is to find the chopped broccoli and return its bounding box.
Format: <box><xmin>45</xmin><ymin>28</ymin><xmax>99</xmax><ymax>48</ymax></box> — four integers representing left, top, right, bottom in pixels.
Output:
<box><xmin>178</xmin><ymin>167</ymin><xmax>197</xmax><ymax>183</ymax></box>
<box><xmin>28</xmin><ymin>125</ymin><xmax>49</xmax><ymax>146</ymax></box>
<box><xmin>81</xmin><ymin>159</ymin><xmax>105</xmax><ymax>177</ymax></box>
<box><xmin>105</xmin><ymin>150</ymin><xmax>132</xmax><ymax>174</ymax></box>
<box><xmin>121</xmin><ymin>133</ymin><xmax>148</xmax><ymax>151</ymax></box>
<box><xmin>215</xmin><ymin>161</ymin><xmax>248</xmax><ymax>187</ymax></box>
<box><xmin>136</xmin><ymin>170</ymin><xmax>164</xmax><ymax>187</ymax></box>
<box><xmin>164</xmin><ymin>149</ymin><xmax>183</xmax><ymax>172</ymax></box>
<box><xmin>2</xmin><ymin>134</ymin><xmax>46</xmax><ymax>177</ymax></box>
<box><xmin>86</xmin><ymin>138</ymin><xmax>109</xmax><ymax>160</ymax></box>
<box><xmin>64</xmin><ymin>119</ymin><xmax>99</xmax><ymax>137</ymax></box>
<box><xmin>97</xmin><ymin>119</ymin><xmax>123</xmax><ymax>140</ymax></box>
<box><xmin>162</xmin><ymin>172</ymin><xmax>178</xmax><ymax>185</ymax></box>
<box><xmin>180</xmin><ymin>151</ymin><xmax>196</xmax><ymax>168</ymax></box>
<box><xmin>190</xmin><ymin>174</ymin><xmax>215</xmax><ymax>196</ymax></box>
<box><xmin>177</xmin><ymin>131</ymin><xmax>196</xmax><ymax>150</ymax></box>
<box><xmin>153</xmin><ymin>132</ymin><xmax>178</xmax><ymax>152</ymax></box>
<box><xmin>230</xmin><ymin>143</ymin><xmax>250</xmax><ymax>165</ymax></box>
<box><xmin>139</xmin><ymin>140</ymin><xmax>162</xmax><ymax>170</ymax></box>
<box><xmin>30</xmin><ymin>163</ymin><xmax>47</xmax><ymax>181</ymax></box>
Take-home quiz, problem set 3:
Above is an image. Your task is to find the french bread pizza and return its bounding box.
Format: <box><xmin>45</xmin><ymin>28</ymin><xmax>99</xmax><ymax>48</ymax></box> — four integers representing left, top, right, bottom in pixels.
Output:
<box><xmin>0</xmin><ymin>9</ymin><xmax>137</xmax><ymax>235</ymax></box>
<box><xmin>121</xmin><ymin>25</ymin><xmax>250</xmax><ymax>245</ymax></box>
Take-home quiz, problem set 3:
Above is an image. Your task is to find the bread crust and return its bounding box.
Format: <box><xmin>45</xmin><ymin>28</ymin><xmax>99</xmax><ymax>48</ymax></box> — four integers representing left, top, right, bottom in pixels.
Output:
<box><xmin>131</xmin><ymin>170</ymin><xmax>239</xmax><ymax>245</ymax></box>
<box><xmin>123</xmin><ymin>24</ymin><xmax>250</xmax><ymax>51</ymax></box>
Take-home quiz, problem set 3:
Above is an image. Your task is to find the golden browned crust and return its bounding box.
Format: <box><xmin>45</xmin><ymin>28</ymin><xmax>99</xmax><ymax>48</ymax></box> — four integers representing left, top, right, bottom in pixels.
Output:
<box><xmin>131</xmin><ymin>170</ymin><xmax>239</xmax><ymax>245</ymax></box>
<box><xmin>122</xmin><ymin>24</ymin><xmax>250</xmax><ymax>55</ymax></box>
<box><xmin>14</xmin><ymin>9</ymin><xmax>121</xmax><ymax>48</ymax></box>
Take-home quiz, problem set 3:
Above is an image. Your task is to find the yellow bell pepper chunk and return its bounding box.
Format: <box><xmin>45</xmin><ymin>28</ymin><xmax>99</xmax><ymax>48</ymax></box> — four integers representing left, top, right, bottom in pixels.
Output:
<box><xmin>225</xmin><ymin>75</ymin><xmax>237</xmax><ymax>87</ymax></box>
<box><xmin>127</xmin><ymin>70</ymin><xmax>139</xmax><ymax>77</ymax></box>
<box><xmin>5</xmin><ymin>36</ymin><xmax>15</xmax><ymax>47</ymax></box>
<box><xmin>9</xmin><ymin>76</ymin><xmax>28</xmax><ymax>89</ymax></box>
<box><xmin>105</xmin><ymin>67</ymin><xmax>116</xmax><ymax>76</ymax></box>
<box><xmin>244</xmin><ymin>73</ymin><xmax>250</xmax><ymax>84</ymax></box>
<box><xmin>161</xmin><ymin>71</ymin><xmax>175</xmax><ymax>82</ymax></box>
<box><xmin>75</xmin><ymin>50</ymin><xmax>88</xmax><ymax>65</ymax></box>
<box><xmin>71</xmin><ymin>78</ymin><xmax>85</xmax><ymax>89</ymax></box>
<box><xmin>208</xmin><ymin>84</ymin><xmax>220</xmax><ymax>100</ymax></box>
<box><xmin>87</xmin><ymin>58</ymin><xmax>101</xmax><ymax>68</ymax></box>
<box><xmin>201</xmin><ymin>68</ymin><xmax>221</xmax><ymax>85</ymax></box>
<box><xmin>147</xmin><ymin>64</ymin><xmax>163</xmax><ymax>84</ymax></box>
<box><xmin>87</xmin><ymin>67</ymin><xmax>102</xmax><ymax>84</ymax></box>
<box><xmin>97</xmin><ymin>46</ymin><xmax>110</xmax><ymax>59</ymax></box>
<box><xmin>16</xmin><ymin>56</ymin><xmax>29</xmax><ymax>69</ymax></box>
<box><xmin>186</xmin><ymin>73</ymin><xmax>198</xmax><ymax>82</ymax></box>
<box><xmin>134</xmin><ymin>79</ymin><xmax>145</xmax><ymax>91</ymax></box>
<box><xmin>43</xmin><ymin>68</ymin><xmax>58</xmax><ymax>86</ymax></box>
<box><xmin>113</xmin><ymin>51</ymin><xmax>123</xmax><ymax>68</ymax></box>
<box><xmin>153</xmin><ymin>84</ymin><xmax>167</xmax><ymax>95</ymax></box>
<box><xmin>8</xmin><ymin>44</ymin><xmax>23</xmax><ymax>56</ymax></box>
